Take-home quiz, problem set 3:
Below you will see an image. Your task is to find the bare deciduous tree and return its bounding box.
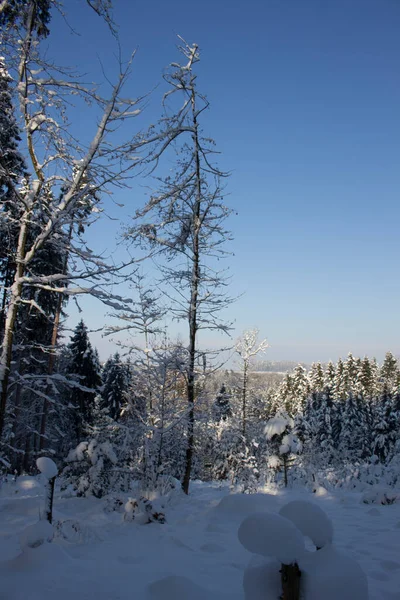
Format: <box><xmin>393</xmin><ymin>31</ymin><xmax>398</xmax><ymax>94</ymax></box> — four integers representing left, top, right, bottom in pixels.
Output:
<box><xmin>126</xmin><ymin>38</ymin><xmax>234</xmax><ymax>494</ymax></box>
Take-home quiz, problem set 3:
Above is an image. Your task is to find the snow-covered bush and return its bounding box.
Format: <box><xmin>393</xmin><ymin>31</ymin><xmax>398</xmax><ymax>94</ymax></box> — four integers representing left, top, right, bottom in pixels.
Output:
<box><xmin>124</xmin><ymin>495</ymin><xmax>166</xmax><ymax>524</ymax></box>
<box><xmin>63</xmin><ymin>439</ymin><xmax>120</xmax><ymax>498</ymax></box>
<box><xmin>361</xmin><ymin>486</ymin><xmax>399</xmax><ymax>505</ymax></box>
<box><xmin>103</xmin><ymin>496</ymin><xmax>125</xmax><ymax>513</ymax></box>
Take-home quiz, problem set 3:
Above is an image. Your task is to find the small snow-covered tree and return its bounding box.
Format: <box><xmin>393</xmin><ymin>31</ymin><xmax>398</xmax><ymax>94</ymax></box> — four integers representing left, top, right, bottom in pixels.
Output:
<box><xmin>212</xmin><ymin>383</ymin><xmax>232</xmax><ymax>421</ymax></box>
<box><xmin>265</xmin><ymin>412</ymin><xmax>296</xmax><ymax>487</ymax></box>
<box><xmin>234</xmin><ymin>329</ymin><xmax>269</xmax><ymax>438</ymax></box>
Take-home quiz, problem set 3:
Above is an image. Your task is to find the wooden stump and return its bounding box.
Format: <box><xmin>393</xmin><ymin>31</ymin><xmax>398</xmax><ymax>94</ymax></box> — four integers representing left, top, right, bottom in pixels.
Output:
<box><xmin>280</xmin><ymin>562</ymin><xmax>301</xmax><ymax>600</ymax></box>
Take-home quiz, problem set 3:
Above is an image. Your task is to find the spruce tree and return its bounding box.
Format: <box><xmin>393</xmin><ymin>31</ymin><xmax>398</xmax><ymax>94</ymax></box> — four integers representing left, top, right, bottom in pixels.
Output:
<box><xmin>212</xmin><ymin>383</ymin><xmax>232</xmax><ymax>421</ymax></box>
<box><xmin>100</xmin><ymin>353</ymin><xmax>129</xmax><ymax>421</ymax></box>
<box><xmin>372</xmin><ymin>385</ymin><xmax>395</xmax><ymax>462</ymax></box>
<box><xmin>315</xmin><ymin>389</ymin><xmax>335</xmax><ymax>464</ymax></box>
<box><xmin>324</xmin><ymin>361</ymin><xmax>336</xmax><ymax>392</ymax></box>
<box><xmin>66</xmin><ymin>320</ymin><xmax>102</xmax><ymax>442</ymax></box>
<box><xmin>309</xmin><ymin>362</ymin><xmax>324</xmax><ymax>393</ymax></box>
<box><xmin>333</xmin><ymin>357</ymin><xmax>346</xmax><ymax>400</ymax></box>
<box><xmin>343</xmin><ymin>353</ymin><xmax>358</xmax><ymax>393</ymax></box>
<box><xmin>290</xmin><ymin>365</ymin><xmax>310</xmax><ymax>414</ymax></box>
<box><xmin>380</xmin><ymin>352</ymin><xmax>399</xmax><ymax>392</ymax></box>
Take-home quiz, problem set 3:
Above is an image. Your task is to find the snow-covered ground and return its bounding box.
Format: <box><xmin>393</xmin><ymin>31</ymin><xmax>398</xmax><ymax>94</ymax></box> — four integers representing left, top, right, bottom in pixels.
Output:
<box><xmin>1</xmin><ymin>477</ymin><xmax>400</xmax><ymax>599</ymax></box>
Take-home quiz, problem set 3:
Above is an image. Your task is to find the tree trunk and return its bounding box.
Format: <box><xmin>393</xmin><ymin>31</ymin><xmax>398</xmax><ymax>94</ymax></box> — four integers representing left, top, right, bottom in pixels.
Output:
<box><xmin>38</xmin><ymin>293</ymin><xmax>62</xmax><ymax>451</ymax></box>
<box><xmin>0</xmin><ymin>218</ymin><xmax>29</xmax><ymax>439</ymax></box>
<box><xmin>242</xmin><ymin>360</ymin><xmax>248</xmax><ymax>438</ymax></box>
<box><xmin>182</xmin><ymin>84</ymin><xmax>202</xmax><ymax>496</ymax></box>
<box><xmin>44</xmin><ymin>475</ymin><xmax>56</xmax><ymax>524</ymax></box>
<box><xmin>283</xmin><ymin>454</ymin><xmax>288</xmax><ymax>487</ymax></box>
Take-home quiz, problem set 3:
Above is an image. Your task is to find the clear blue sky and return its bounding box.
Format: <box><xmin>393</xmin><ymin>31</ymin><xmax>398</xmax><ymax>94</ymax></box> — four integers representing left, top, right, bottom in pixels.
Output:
<box><xmin>48</xmin><ymin>0</ymin><xmax>400</xmax><ymax>364</ymax></box>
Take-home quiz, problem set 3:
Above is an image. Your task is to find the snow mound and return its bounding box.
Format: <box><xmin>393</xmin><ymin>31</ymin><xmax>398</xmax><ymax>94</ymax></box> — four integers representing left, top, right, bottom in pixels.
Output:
<box><xmin>279</xmin><ymin>500</ymin><xmax>333</xmax><ymax>548</ymax></box>
<box><xmin>3</xmin><ymin>540</ymin><xmax>70</xmax><ymax>574</ymax></box>
<box><xmin>238</xmin><ymin>511</ymin><xmax>305</xmax><ymax>564</ymax></box>
<box><xmin>299</xmin><ymin>544</ymin><xmax>369</xmax><ymax>599</ymax></box>
<box><xmin>54</xmin><ymin>519</ymin><xmax>101</xmax><ymax>544</ymax></box>
<box><xmin>36</xmin><ymin>457</ymin><xmax>58</xmax><ymax>479</ymax></box>
<box><xmin>147</xmin><ymin>575</ymin><xmax>211</xmax><ymax>600</ymax></box>
<box><xmin>19</xmin><ymin>520</ymin><xmax>53</xmax><ymax>550</ymax></box>
<box><xmin>243</xmin><ymin>555</ymin><xmax>281</xmax><ymax>600</ymax></box>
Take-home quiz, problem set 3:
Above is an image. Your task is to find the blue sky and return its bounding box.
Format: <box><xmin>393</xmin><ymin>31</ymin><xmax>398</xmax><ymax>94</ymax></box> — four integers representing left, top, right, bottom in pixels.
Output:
<box><xmin>48</xmin><ymin>0</ymin><xmax>400</xmax><ymax>364</ymax></box>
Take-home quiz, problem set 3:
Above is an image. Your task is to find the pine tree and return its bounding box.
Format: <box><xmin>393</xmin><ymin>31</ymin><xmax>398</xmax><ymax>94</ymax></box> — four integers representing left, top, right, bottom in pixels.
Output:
<box><xmin>66</xmin><ymin>320</ymin><xmax>102</xmax><ymax>442</ymax></box>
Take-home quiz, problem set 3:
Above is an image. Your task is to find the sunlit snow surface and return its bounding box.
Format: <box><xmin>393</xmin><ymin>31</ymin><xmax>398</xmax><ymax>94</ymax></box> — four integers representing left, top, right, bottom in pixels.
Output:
<box><xmin>0</xmin><ymin>479</ymin><xmax>399</xmax><ymax>599</ymax></box>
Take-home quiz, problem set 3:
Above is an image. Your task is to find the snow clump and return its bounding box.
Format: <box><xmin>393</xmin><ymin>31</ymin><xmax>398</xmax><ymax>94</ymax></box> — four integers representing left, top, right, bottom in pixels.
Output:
<box><xmin>36</xmin><ymin>457</ymin><xmax>58</xmax><ymax>479</ymax></box>
<box><xmin>238</xmin><ymin>511</ymin><xmax>304</xmax><ymax>564</ymax></box>
<box><xmin>279</xmin><ymin>500</ymin><xmax>333</xmax><ymax>548</ymax></box>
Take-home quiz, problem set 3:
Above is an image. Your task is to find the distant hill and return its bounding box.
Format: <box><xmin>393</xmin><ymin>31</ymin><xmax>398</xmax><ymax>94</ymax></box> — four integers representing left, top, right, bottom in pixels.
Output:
<box><xmin>254</xmin><ymin>360</ymin><xmax>311</xmax><ymax>373</ymax></box>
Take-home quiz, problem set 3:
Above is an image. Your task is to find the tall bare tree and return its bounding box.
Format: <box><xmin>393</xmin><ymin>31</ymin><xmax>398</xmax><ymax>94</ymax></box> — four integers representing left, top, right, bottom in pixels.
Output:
<box><xmin>127</xmin><ymin>38</ymin><xmax>233</xmax><ymax>494</ymax></box>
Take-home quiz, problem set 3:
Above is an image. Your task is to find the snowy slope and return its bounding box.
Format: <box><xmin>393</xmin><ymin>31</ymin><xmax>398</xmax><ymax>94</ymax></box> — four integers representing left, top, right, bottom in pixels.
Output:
<box><xmin>0</xmin><ymin>479</ymin><xmax>399</xmax><ymax>599</ymax></box>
